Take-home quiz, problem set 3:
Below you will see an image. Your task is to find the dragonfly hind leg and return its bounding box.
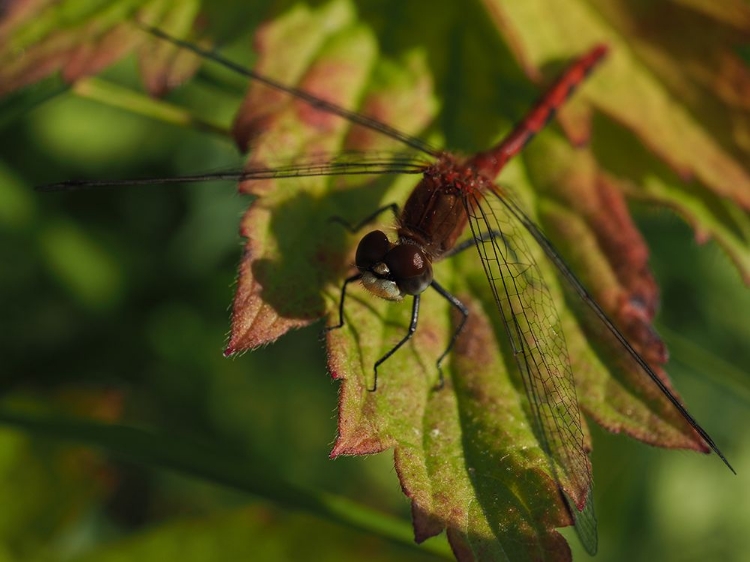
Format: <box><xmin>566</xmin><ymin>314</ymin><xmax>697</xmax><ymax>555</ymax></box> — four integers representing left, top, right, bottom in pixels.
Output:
<box><xmin>429</xmin><ymin>229</ymin><xmax>507</xmax><ymax>388</ymax></box>
<box><xmin>430</xmin><ymin>280</ymin><xmax>469</xmax><ymax>390</ymax></box>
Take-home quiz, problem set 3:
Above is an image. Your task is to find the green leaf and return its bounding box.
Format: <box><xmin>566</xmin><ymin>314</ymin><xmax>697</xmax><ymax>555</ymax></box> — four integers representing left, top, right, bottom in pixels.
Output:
<box><xmin>0</xmin><ymin>425</ymin><xmax>110</xmax><ymax>560</ymax></box>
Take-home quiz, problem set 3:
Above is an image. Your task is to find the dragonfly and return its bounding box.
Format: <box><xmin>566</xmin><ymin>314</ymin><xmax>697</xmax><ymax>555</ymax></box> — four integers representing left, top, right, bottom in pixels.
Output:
<box><xmin>39</xmin><ymin>24</ymin><xmax>735</xmax><ymax>556</ymax></box>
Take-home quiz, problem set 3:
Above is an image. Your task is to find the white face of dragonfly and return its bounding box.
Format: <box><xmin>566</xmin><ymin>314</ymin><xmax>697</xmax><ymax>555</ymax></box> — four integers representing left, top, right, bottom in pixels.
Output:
<box><xmin>361</xmin><ymin>265</ymin><xmax>403</xmax><ymax>301</ymax></box>
<box><xmin>355</xmin><ymin>230</ymin><xmax>433</xmax><ymax>301</ymax></box>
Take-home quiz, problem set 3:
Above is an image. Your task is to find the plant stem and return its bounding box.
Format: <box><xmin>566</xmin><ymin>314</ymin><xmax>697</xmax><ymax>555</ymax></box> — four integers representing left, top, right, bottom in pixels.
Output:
<box><xmin>72</xmin><ymin>76</ymin><xmax>231</xmax><ymax>137</ymax></box>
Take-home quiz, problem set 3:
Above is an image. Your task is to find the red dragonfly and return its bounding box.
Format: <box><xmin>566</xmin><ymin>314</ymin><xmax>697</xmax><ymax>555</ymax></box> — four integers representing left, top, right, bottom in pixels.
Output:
<box><xmin>41</xmin><ymin>25</ymin><xmax>734</xmax><ymax>555</ymax></box>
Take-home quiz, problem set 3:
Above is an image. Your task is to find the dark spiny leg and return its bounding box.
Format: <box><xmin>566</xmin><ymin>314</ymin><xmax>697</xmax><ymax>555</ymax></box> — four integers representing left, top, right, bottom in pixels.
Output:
<box><xmin>430</xmin><ymin>280</ymin><xmax>469</xmax><ymax>390</ymax></box>
<box><xmin>429</xmin><ymin>230</ymin><xmax>503</xmax><ymax>388</ymax></box>
<box><xmin>324</xmin><ymin>273</ymin><xmax>362</xmax><ymax>333</ymax></box>
<box><xmin>370</xmin><ymin>294</ymin><xmax>420</xmax><ymax>392</ymax></box>
<box><xmin>329</xmin><ymin>203</ymin><xmax>400</xmax><ymax>233</ymax></box>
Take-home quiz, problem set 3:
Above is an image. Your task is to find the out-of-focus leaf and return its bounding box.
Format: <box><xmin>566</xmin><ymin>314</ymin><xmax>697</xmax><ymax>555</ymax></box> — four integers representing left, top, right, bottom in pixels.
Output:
<box><xmin>0</xmin><ymin>0</ymin><xmax>204</xmax><ymax>98</ymax></box>
<box><xmin>38</xmin><ymin>218</ymin><xmax>124</xmax><ymax>310</ymax></box>
<box><xmin>0</xmin><ymin>421</ymin><xmax>112</xmax><ymax>559</ymax></box>
<box><xmin>0</xmin><ymin>73</ymin><xmax>68</xmax><ymax>129</ymax></box>
<box><xmin>0</xmin><ymin>407</ymin><xmax>452</xmax><ymax>559</ymax></box>
<box><xmin>523</xmin><ymin>133</ymin><xmax>705</xmax><ymax>449</ymax></box>
<box><xmin>482</xmin><ymin>0</ymin><xmax>750</xmax><ymax>281</ymax></box>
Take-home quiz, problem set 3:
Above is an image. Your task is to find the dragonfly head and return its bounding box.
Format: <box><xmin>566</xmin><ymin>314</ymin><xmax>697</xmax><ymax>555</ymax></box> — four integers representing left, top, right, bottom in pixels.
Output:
<box><xmin>356</xmin><ymin>230</ymin><xmax>433</xmax><ymax>301</ymax></box>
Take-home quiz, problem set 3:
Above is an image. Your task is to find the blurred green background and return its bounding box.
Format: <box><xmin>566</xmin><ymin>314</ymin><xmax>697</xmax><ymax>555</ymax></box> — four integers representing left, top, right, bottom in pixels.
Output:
<box><xmin>1</xmin><ymin>1</ymin><xmax>749</xmax><ymax>561</ymax></box>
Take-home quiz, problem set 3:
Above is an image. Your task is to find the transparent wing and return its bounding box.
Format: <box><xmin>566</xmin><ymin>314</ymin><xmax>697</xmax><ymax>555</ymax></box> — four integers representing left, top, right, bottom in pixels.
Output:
<box><xmin>464</xmin><ymin>186</ymin><xmax>597</xmax><ymax>555</ymax></box>
<box><xmin>502</xmin><ymin>189</ymin><xmax>734</xmax><ymax>474</ymax></box>
<box><xmin>36</xmin><ymin>151</ymin><xmax>429</xmax><ymax>192</ymax></box>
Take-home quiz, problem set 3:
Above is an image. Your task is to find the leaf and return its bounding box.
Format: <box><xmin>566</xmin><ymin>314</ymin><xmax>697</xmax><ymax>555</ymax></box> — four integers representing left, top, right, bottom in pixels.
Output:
<box><xmin>0</xmin><ymin>400</ymin><xmax>118</xmax><ymax>559</ymax></box>
<box><xmin>332</xmin><ymin>297</ymin><xmax>576</xmax><ymax>561</ymax></box>
<box><xmin>523</xmin><ymin>134</ymin><xmax>707</xmax><ymax>449</ymax></box>
<box><xmin>0</xmin><ymin>0</ymin><xmax>204</xmax><ymax>98</ymax></box>
<box><xmin>478</xmin><ymin>0</ymin><xmax>750</xmax><ymax>447</ymax></box>
<box><xmin>225</xmin><ymin>0</ymin><xmax>437</xmax><ymax>352</ymax></box>
<box><xmin>222</xmin><ymin>4</ymin><xmax>591</xmax><ymax>556</ymax></box>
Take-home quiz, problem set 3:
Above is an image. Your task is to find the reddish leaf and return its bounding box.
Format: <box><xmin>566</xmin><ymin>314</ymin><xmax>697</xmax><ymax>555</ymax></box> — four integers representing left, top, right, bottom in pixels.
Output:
<box><xmin>225</xmin><ymin>1</ymin><xmax>436</xmax><ymax>353</ymax></box>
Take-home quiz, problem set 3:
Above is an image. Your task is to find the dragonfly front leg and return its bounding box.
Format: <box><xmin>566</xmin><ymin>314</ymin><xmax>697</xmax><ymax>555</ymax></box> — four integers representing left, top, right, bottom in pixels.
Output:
<box><xmin>325</xmin><ymin>273</ymin><xmax>363</xmax><ymax>332</ymax></box>
<box><xmin>371</xmin><ymin>294</ymin><xmax>421</xmax><ymax>392</ymax></box>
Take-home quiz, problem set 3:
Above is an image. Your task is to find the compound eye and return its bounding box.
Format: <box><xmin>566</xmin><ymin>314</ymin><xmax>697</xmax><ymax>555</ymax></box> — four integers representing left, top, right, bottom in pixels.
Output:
<box><xmin>385</xmin><ymin>244</ymin><xmax>433</xmax><ymax>296</ymax></box>
<box><xmin>355</xmin><ymin>230</ymin><xmax>392</xmax><ymax>270</ymax></box>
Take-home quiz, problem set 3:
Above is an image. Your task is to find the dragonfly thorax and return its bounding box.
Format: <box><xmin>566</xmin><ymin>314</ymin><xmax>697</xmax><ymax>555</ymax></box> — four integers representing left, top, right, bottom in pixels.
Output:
<box><xmin>356</xmin><ymin>230</ymin><xmax>433</xmax><ymax>301</ymax></box>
